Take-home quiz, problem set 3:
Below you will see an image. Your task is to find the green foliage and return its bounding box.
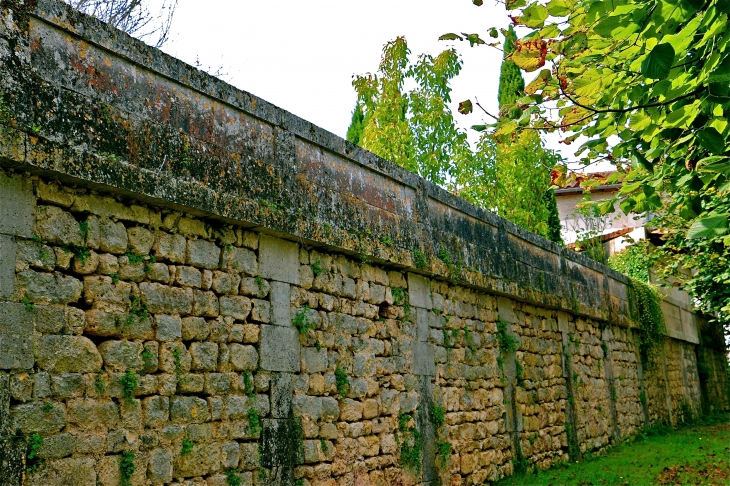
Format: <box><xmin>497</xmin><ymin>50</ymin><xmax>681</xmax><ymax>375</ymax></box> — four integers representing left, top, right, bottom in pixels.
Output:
<box><xmin>21</xmin><ymin>298</ymin><xmax>34</xmax><ymax>311</ymax></box>
<box><xmin>381</xmin><ymin>234</ymin><xmax>393</xmax><ymax>247</ymax></box>
<box><xmin>391</xmin><ymin>287</ymin><xmax>408</xmax><ymax>307</ymax></box>
<box><xmin>293</xmin><ymin>306</ymin><xmax>315</xmax><ymax>334</ymax></box>
<box><xmin>608</xmin><ymin>244</ymin><xmax>657</xmax><ymax>283</ymax></box>
<box><xmin>431</xmin><ymin>406</ymin><xmax>445</xmax><ymax>427</ymax></box>
<box><xmin>346</xmin><ymin>102</ymin><xmax>365</xmax><ymax>145</ymax></box>
<box><xmin>61</xmin><ymin>243</ymin><xmax>91</xmax><ymax>264</ymax></box>
<box><xmin>335</xmin><ymin>366</ymin><xmax>350</xmax><ymax>398</ymax></box>
<box><xmin>110</xmin><ymin>272</ymin><xmax>120</xmax><ymax>284</ymax></box>
<box><xmin>254</xmin><ymin>276</ymin><xmax>265</xmax><ymax>290</ymax></box>
<box><xmin>435</xmin><ymin>440</ymin><xmax>452</xmax><ymax>470</ymax></box>
<box><xmin>496</xmin><ymin>319</ymin><xmax>519</xmax><ymax>355</ymax></box>
<box><xmin>118</xmin><ymin>451</ymin><xmax>135</xmax><ymax>486</ymax></box>
<box><xmin>94</xmin><ymin>375</ymin><xmax>106</xmax><ymax>394</ymax></box>
<box><xmin>141</xmin><ymin>348</ymin><xmax>155</xmax><ymax>368</ymax></box>
<box><xmin>247</xmin><ymin>407</ymin><xmax>261</xmax><ymax>435</ymax></box>
<box><xmin>412</xmin><ymin>249</ymin><xmax>428</xmax><ymax>270</ymax></box>
<box><xmin>129</xmin><ymin>296</ymin><xmax>148</xmax><ymax>319</ymax></box>
<box><xmin>78</xmin><ymin>219</ymin><xmax>90</xmax><ymax>239</ymax></box>
<box><xmin>25</xmin><ymin>433</ymin><xmax>44</xmax><ymax>473</ymax></box>
<box><xmin>181</xmin><ymin>439</ymin><xmax>194</xmax><ymax>455</ymax></box>
<box><xmin>225</xmin><ymin>469</ymin><xmax>242</xmax><ymax>486</ymax></box>
<box><xmin>396</xmin><ymin>412</ymin><xmax>422</xmax><ymax>473</ymax></box>
<box><xmin>513</xmin><ymin>447</ymin><xmax>530</xmax><ymax>475</ymax></box>
<box><xmin>42</xmin><ymin>402</ymin><xmax>54</xmax><ymax>412</ymax></box>
<box><xmin>119</xmin><ymin>370</ymin><xmax>138</xmax><ymax>404</ymax></box>
<box><xmin>310</xmin><ymin>259</ymin><xmax>323</xmax><ymax>277</ymax></box>
<box><xmin>243</xmin><ymin>371</ymin><xmax>254</xmax><ymax>398</ymax></box>
<box><xmin>629</xmin><ymin>278</ymin><xmax>666</xmax><ymax>365</ymax></box>
<box><xmin>498</xmin><ymin>26</ymin><xmax>524</xmax><ymax>108</ymax></box>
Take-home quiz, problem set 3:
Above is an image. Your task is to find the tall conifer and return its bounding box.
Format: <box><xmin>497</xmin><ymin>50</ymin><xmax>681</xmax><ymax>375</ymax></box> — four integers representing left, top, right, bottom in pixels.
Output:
<box><xmin>346</xmin><ymin>102</ymin><xmax>365</xmax><ymax>146</ymax></box>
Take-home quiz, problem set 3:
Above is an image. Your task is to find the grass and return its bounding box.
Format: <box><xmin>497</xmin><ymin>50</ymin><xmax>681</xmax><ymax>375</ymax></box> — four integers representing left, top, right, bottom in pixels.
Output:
<box><xmin>496</xmin><ymin>414</ymin><xmax>729</xmax><ymax>486</ymax></box>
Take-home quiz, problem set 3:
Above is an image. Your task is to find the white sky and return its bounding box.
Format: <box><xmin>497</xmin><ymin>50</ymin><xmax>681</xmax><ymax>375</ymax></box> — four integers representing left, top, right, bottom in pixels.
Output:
<box><xmin>160</xmin><ymin>0</ymin><xmax>585</xmax><ymax>162</ymax></box>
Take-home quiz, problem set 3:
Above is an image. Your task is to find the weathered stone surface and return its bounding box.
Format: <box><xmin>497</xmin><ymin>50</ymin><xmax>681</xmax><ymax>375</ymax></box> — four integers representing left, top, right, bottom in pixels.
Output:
<box><xmin>36</xmin><ymin>206</ymin><xmax>83</xmax><ymax>246</ymax></box>
<box><xmin>408</xmin><ymin>273</ymin><xmax>432</xmax><ymax>310</ymax></box>
<box><xmin>140</xmin><ymin>282</ymin><xmax>193</xmax><ymax>315</ymax></box>
<box><xmin>173</xmin><ymin>441</ymin><xmax>221</xmax><ymax>477</ymax></box>
<box><xmin>271</xmin><ymin>373</ymin><xmax>293</xmax><ymax>418</ymax></box>
<box><xmin>192</xmin><ymin>289</ymin><xmax>219</xmax><ymax>317</ymax></box>
<box><xmin>292</xmin><ymin>395</ymin><xmax>322</xmax><ymax>420</ymax></box>
<box><xmin>35</xmin><ymin>336</ymin><xmax>103</xmax><ymax>373</ymax></box>
<box><xmin>170</xmin><ymin>396</ymin><xmax>209</xmax><ymax>424</ymax></box>
<box><xmin>0</xmin><ymin>235</ymin><xmax>16</xmax><ymax>300</ymax></box>
<box><xmin>0</xmin><ymin>172</ymin><xmax>35</xmax><ymax>238</ymax></box>
<box><xmin>127</xmin><ymin>226</ymin><xmax>154</xmax><ymax>255</ymax></box>
<box><xmin>51</xmin><ymin>374</ymin><xmax>84</xmax><ymax>398</ymax></box>
<box><xmin>259</xmin><ymin>235</ymin><xmax>299</xmax><ymax>284</ymax></box>
<box><xmin>189</xmin><ymin>342</ymin><xmax>218</xmax><ymax>371</ymax></box>
<box><xmin>220</xmin><ymin>295</ymin><xmax>252</xmax><ymax>320</ymax></box>
<box><xmin>143</xmin><ymin>396</ymin><xmax>169</xmax><ymax>428</ymax></box>
<box><xmin>229</xmin><ymin>344</ymin><xmax>258</xmax><ymax>371</ymax></box>
<box><xmin>301</xmin><ymin>347</ymin><xmax>327</xmax><ymax>374</ymax></box>
<box><xmin>147</xmin><ymin>262</ymin><xmax>170</xmax><ymax>283</ymax></box>
<box><xmin>240</xmin><ymin>276</ymin><xmax>270</xmax><ymax>298</ymax></box>
<box><xmin>0</xmin><ymin>303</ymin><xmax>34</xmax><ymax>369</ymax></box>
<box><xmin>153</xmin><ymin>231</ymin><xmax>186</xmax><ymax>263</ymax></box>
<box><xmin>16</xmin><ymin>239</ymin><xmax>56</xmax><ymax>271</ymax></box>
<box><xmin>186</xmin><ymin>239</ymin><xmax>221</xmax><ymax>269</ymax></box>
<box><xmin>85</xmin><ymin>309</ymin><xmax>153</xmax><ymax>340</ymax></box>
<box><xmin>212</xmin><ymin>271</ymin><xmax>241</xmax><ymax>295</ymax></box>
<box><xmin>17</xmin><ymin>270</ymin><xmax>83</xmax><ymax>304</ymax></box>
<box><xmin>99</xmin><ymin>218</ymin><xmax>128</xmax><ymax>254</ymax></box>
<box><xmin>250</xmin><ymin>299</ymin><xmax>271</xmax><ymax>323</ymax></box>
<box><xmin>147</xmin><ymin>447</ymin><xmax>173</xmax><ymax>483</ymax></box>
<box><xmin>175</xmin><ymin>266</ymin><xmax>202</xmax><ymax>288</ymax></box>
<box><xmin>270</xmin><ymin>281</ymin><xmax>291</xmax><ymax>327</ymax></box>
<box><xmin>10</xmin><ymin>401</ymin><xmax>67</xmax><ymax>434</ymax></box>
<box><xmin>24</xmin><ymin>456</ymin><xmax>96</xmax><ymax>486</ymax></box>
<box><xmin>156</xmin><ymin>314</ymin><xmax>182</xmax><ymax>341</ymax></box>
<box><xmin>260</xmin><ymin>325</ymin><xmax>300</xmax><ymax>372</ymax></box>
<box><xmin>83</xmin><ymin>275</ymin><xmax>130</xmax><ymax>305</ymax></box>
<box><xmin>98</xmin><ymin>340</ymin><xmax>142</xmax><ymax>372</ymax></box>
<box><xmin>181</xmin><ymin>316</ymin><xmax>209</xmax><ymax>341</ymax></box>
<box><xmin>222</xmin><ymin>246</ymin><xmax>257</xmax><ymax>276</ymax></box>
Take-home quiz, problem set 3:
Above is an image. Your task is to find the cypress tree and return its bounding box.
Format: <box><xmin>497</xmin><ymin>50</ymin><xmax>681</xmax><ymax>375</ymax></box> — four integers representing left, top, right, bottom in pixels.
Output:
<box><xmin>497</xmin><ymin>26</ymin><xmax>525</xmax><ymax>110</ymax></box>
<box><xmin>346</xmin><ymin>102</ymin><xmax>365</xmax><ymax>146</ymax></box>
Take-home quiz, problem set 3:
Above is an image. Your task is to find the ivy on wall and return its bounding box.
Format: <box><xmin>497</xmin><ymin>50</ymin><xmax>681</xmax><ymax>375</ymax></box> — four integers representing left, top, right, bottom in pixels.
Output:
<box><xmin>629</xmin><ymin>278</ymin><xmax>666</xmax><ymax>365</ymax></box>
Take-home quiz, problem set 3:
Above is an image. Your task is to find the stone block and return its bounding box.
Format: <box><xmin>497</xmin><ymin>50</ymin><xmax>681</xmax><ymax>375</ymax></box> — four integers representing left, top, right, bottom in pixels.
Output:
<box><xmin>83</xmin><ymin>275</ymin><xmax>131</xmax><ymax>305</ymax></box>
<box><xmin>37</xmin><ymin>433</ymin><xmax>74</xmax><ymax>460</ymax></box>
<box><xmin>413</xmin><ymin>342</ymin><xmax>435</xmax><ymax>376</ymax></box>
<box><xmin>24</xmin><ymin>456</ymin><xmax>96</xmax><ymax>486</ymax></box>
<box><xmin>270</xmin><ymin>281</ymin><xmax>291</xmax><ymax>327</ymax></box>
<box><xmin>17</xmin><ymin>270</ymin><xmax>83</xmax><ymax>304</ymax></box>
<box><xmin>271</xmin><ymin>373</ymin><xmax>293</xmax><ymax>418</ymax></box>
<box><xmin>189</xmin><ymin>342</ymin><xmax>219</xmax><ymax>371</ymax></box>
<box><xmin>156</xmin><ymin>314</ymin><xmax>182</xmax><ymax>341</ymax></box>
<box><xmin>0</xmin><ymin>172</ymin><xmax>35</xmax><ymax>237</ymax></box>
<box><xmin>175</xmin><ymin>266</ymin><xmax>202</xmax><ymax>288</ymax></box>
<box><xmin>140</xmin><ymin>282</ymin><xmax>193</xmax><ymax>315</ymax></box>
<box><xmin>153</xmin><ymin>231</ymin><xmax>186</xmax><ymax>263</ymax></box>
<box><xmin>0</xmin><ymin>303</ymin><xmax>34</xmax><ymax>369</ymax></box>
<box><xmin>146</xmin><ymin>263</ymin><xmax>170</xmax><ymax>283</ymax></box>
<box><xmin>147</xmin><ymin>448</ymin><xmax>173</xmax><ymax>483</ymax></box>
<box><xmin>127</xmin><ymin>226</ymin><xmax>154</xmax><ymax>255</ymax></box>
<box><xmin>260</xmin><ymin>325</ymin><xmax>300</xmax><ymax>372</ymax></box>
<box><xmin>85</xmin><ymin>309</ymin><xmax>153</xmax><ymax>340</ymax></box>
<box><xmin>0</xmin><ymin>234</ymin><xmax>16</xmax><ymax>299</ymax></box>
<box><xmin>10</xmin><ymin>401</ymin><xmax>66</xmax><ymax>434</ymax></box>
<box><xmin>181</xmin><ymin>316</ymin><xmax>209</xmax><ymax>341</ymax></box>
<box><xmin>251</xmin><ymin>299</ymin><xmax>271</xmax><ymax>323</ymax></box>
<box><xmin>240</xmin><ymin>276</ymin><xmax>270</xmax><ymax>298</ymax></box>
<box><xmin>416</xmin><ymin>307</ymin><xmax>429</xmax><ymax>342</ymax></box>
<box><xmin>407</xmin><ymin>273</ymin><xmax>432</xmax><ymax>309</ymax></box>
<box><xmin>192</xmin><ymin>289</ymin><xmax>219</xmax><ymax>317</ymax></box>
<box><xmin>170</xmin><ymin>396</ymin><xmax>209</xmax><ymax>424</ymax></box>
<box><xmin>173</xmin><ymin>441</ymin><xmax>220</xmax><ymax>477</ymax></box>
<box><xmin>51</xmin><ymin>374</ymin><xmax>84</xmax><ymax>398</ymax></box>
<box><xmin>259</xmin><ymin>234</ymin><xmax>299</xmax><ymax>284</ymax></box>
<box><xmin>35</xmin><ymin>335</ymin><xmax>103</xmax><ymax>373</ymax></box>
<box><xmin>98</xmin><ymin>340</ymin><xmax>142</xmax><ymax>372</ymax></box>
<box><xmin>222</xmin><ymin>246</ymin><xmax>258</xmax><ymax>276</ymax></box>
<box><xmin>16</xmin><ymin>239</ymin><xmax>56</xmax><ymax>271</ymax></box>
<box><xmin>99</xmin><ymin>218</ymin><xmax>128</xmax><ymax>254</ymax></box>
<box><xmin>321</xmin><ymin>397</ymin><xmax>340</xmax><ymax>421</ymax></box>
<box><xmin>497</xmin><ymin>297</ymin><xmax>518</xmax><ymax>324</ymax></box>
<box><xmin>186</xmin><ymin>239</ymin><xmax>221</xmax><ymax>269</ymax></box>
<box><xmin>204</xmin><ymin>373</ymin><xmax>231</xmax><ymax>395</ymax></box>
<box><xmin>220</xmin><ymin>295</ymin><xmax>252</xmax><ymax>320</ymax></box>
<box><xmin>35</xmin><ymin>203</ymin><xmax>88</xmax><ymax>245</ymax></box>
<box><xmin>292</xmin><ymin>395</ymin><xmax>322</xmax><ymax>420</ymax></box>
<box><xmin>301</xmin><ymin>347</ymin><xmax>327</xmax><ymax>373</ymax></box>
<box><xmin>212</xmin><ymin>271</ymin><xmax>241</xmax><ymax>295</ymax></box>
<box><xmin>229</xmin><ymin>344</ymin><xmax>258</xmax><ymax>371</ymax></box>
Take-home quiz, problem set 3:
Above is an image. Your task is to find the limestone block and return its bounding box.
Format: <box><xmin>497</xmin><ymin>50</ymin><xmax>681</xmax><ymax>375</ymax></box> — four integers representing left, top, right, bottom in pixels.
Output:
<box><xmin>51</xmin><ymin>374</ymin><xmax>84</xmax><ymax>398</ymax></box>
<box><xmin>117</xmin><ymin>255</ymin><xmax>145</xmax><ymax>282</ymax></box>
<box><xmin>173</xmin><ymin>441</ymin><xmax>221</xmax><ymax>477</ymax></box>
<box><xmin>0</xmin><ymin>235</ymin><xmax>16</xmax><ymax>300</ymax></box>
<box><xmin>413</xmin><ymin>342</ymin><xmax>435</xmax><ymax>376</ymax></box>
<box><xmin>416</xmin><ymin>307</ymin><xmax>429</xmax><ymax>342</ymax></box>
<box><xmin>97</xmin><ymin>253</ymin><xmax>119</xmax><ymax>275</ymax></box>
<box><xmin>301</xmin><ymin>347</ymin><xmax>327</xmax><ymax>374</ymax></box>
<box><xmin>23</xmin><ymin>456</ymin><xmax>96</xmax><ymax>486</ymax></box>
<box><xmin>85</xmin><ymin>309</ymin><xmax>153</xmax><ymax>340</ymax></box>
<box><xmin>36</xmin><ymin>433</ymin><xmax>74</xmax><ymax>460</ymax></box>
<box><xmin>139</xmin><ymin>282</ymin><xmax>193</xmax><ymax>315</ymax></box>
<box><xmin>222</xmin><ymin>246</ymin><xmax>258</xmax><ymax>276</ymax></box>
<box><xmin>147</xmin><ymin>263</ymin><xmax>170</xmax><ymax>283</ymax></box>
<box><xmin>251</xmin><ymin>299</ymin><xmax>271</xmax><ymax>323</ymax></box>
<box><xmin>72</xmin><ymin>250</ymin><xmax>99</xmax><ymax>275</ymax></box>
<box><xmin>339</xmin><ymin>399</ymin><xmax>363</xmax><ymax>422</ymax></box>
<box><xmin>270</xmin><ymin>281</ymin><xmax>291</xmax><ymax>327</ymax></box>
<box><xmin>240</xmin><ymin>276</ymin><xmax>270</xmax><ymax>298</ymax></box>
<box><xmin>15</xmin><ymin>239</ymin><xmax>55</xmax><ymax>272</ymax></box>
<box><xmin>175</xmin><ymin>266</ymin><xmax>202</xmax><ymax>288</ymax></box>
<box><xmin>83</xmin><ymin>275</ymin><xmax>131</xmax><ymax>305</ymax></box>
<box><xmin>10</xmin><ymin>401</ymin><xmax>66</xmax><ymax>434</ymax></box>
<box><xmin>37</xmin><ymin>180</ymin><xmax>75</xmax><ymax>208</ymax></box>
<box><xmin>99</xmin><ymin>218</ymin><xmax>128</xmax><ymax>254</ymax></box>
<box><xmin>204</xmin><ymin>373</ymin><xmax>232</xmax><ymax>395</ymax></box>
<box><xmin>259</xmin><ymin>234</ymin><xmax>299</xmax><ymax>284</ymax></box>
<box><xmin>271</xmin><ymin>373</ymin><xmax>293</xmax><ymax>418</ymax></box>
<box><xmin>189</xmin><ymin>342</ymin><xmax>219</xmax><ymax>371</ymax></box>
<box><xmin>34</xmin><ymin>205</ymin><xmax>84</xmax><ymax>248</ymax></box>
<box><xmin>293</xmin><ymin>395</ymin><xmax>322</xmax><ymax>420</ymax></box>
<box><xmin>17</xmin><ymin>270</ymin><xmax>83</xmax><ymax>304</ymax></box>
<box><xmin>156</xmin><ymin>314</ymin><xmax>182</xmax><ymax>341</ymax></box>
<box><xmin>97</xmin><ymin>340</ymin><xmax>142</xmax><ymax>372</ymax></box>
<box><xmin>0</xmin><ymin>303</ymin><xmax>34</xmax><ymax>369</ymax></box>
<box><xmin>126</xmin><ymin>226</ymin><xmax>154</xmax><ymax>255</ymax></box>
<box><xmin>147</xmin><ymin>448</ymin><xmax>173</xmax><ymax>483</ymax></box>
<box><xmin>220</xmin><ymin>296</ymin><xmax>252</xmax><ymax>320</ymax></box>
<box><xmin>181</xmin><ymin>316</ymin><xmax>209</xmax><ymax>341</ymax></box>
<box><xmin>153</xmin><ymin>231</ymin><xmax>186</xmax><ymax>263</ymax></box>
<box><xmin>35</xmin><ymin>335</ymin><xmax>103</xmax><ymax>373</ymax></box>
<box><xmin>192</xmin><ymin>289</ymin><xmax>219</xmax><ymax>317</ymax></box>
<box><xmin>497</xmin><ymin>297</ymin><xmax>518</xmax><ymax>324</ymax></box>
<box><xmin>260</xmin><ymin>325</ymin><xmax>300</xmax><ymax>372</ymax></box>
<box><xmin>229</xmin><ymin>344</ymin><xmax>258</xmax><ymax>371</ymax></box>
<box><xmin>170</xmin><ymin>396</ymin><xmax>209</xmax><ymax>424</ymax></box>
<box><xmin>0</xmin><ymin>173</ymin><xmax>34</xmax><ymax>238</ymax></box>
<box><xmin>407</xmin><ymin>273</ymin><xmax>432</xmax><ymax>309</ymax></box>
<box><xmin>212</xmin><ymin>271</ymin><xmax>241</xmax><ymax>295</ymax></box>
<box><xmin>186</xmin><ymin>239</ymin><xmax>221</xmax><ymax>269</ymax></box>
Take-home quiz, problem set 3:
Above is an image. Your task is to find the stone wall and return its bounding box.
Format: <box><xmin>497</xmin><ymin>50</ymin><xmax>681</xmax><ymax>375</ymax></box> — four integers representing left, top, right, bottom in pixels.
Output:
<box><xmin>0</xmin><ymin>1</ymin><xmax>728</xmax><ymax>485</ymax></box>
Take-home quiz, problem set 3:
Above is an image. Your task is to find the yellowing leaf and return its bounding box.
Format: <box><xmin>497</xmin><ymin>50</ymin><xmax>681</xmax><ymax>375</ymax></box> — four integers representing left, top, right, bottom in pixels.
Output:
<box><xmin>511</xmin><ymin>39</ymin><xmax>548</xmax><ymax>72</ymax></box>
<box><xmin>561</xmin><ymin>106</ymin><xmax>591</xmax><ymax>127</ymax></box>
<box><xmin>458</xmin><ymin>100</ymin><xmax>473</xmax><ymax>114</ymax></box>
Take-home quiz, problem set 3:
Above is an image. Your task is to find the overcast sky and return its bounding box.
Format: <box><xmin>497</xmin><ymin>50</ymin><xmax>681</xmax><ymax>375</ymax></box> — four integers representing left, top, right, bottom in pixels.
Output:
<box><xmin>160</xmin><ymin>0</ymin><xmax>586</xmax><ymax>162</ymax></box>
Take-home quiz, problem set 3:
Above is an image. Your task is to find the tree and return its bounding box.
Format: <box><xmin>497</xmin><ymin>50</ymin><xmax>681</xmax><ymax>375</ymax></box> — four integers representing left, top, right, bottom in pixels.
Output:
<box><xmin>64</xmin><ymin>0</ymin><xmax>178</xmax><ymax>47</ymax></box>
<box><xmin>346</xmin><ymin>102</ymin><xmax>365</xmax><ymax>146</ymax></box>
<box><xmin>458</xmin><ymin>0</ymin><xmax>730</xmax><ymax>324</ymax></box>
<box><xmin>492</xmin><ymin>26</ymin><xmax>564</xmax><ymax>242</ymax></box>
<box><xmin>351</xmin><ymin>37</ymin><xmax>491</xmax><ymax>190</ymax></box>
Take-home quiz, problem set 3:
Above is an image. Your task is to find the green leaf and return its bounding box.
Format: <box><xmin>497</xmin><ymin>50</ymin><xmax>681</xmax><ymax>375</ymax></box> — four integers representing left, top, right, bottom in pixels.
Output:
<box><xmin>521</xmin><ymin>3</ymin><xmax>549</xmax><ymax>28</ymax></box>
<box><xmin>632</xmin><ymin>152</ymin><xmax>654</xmax><ymax>173</ymax></box>
<box><xmin>439</xmin><ymin>33</ymin><xmax>463</xmax><ymax>41</ymax></box>
<box><xmin>697</xmin><ymin>156</ymin><xmax>730</xmax><ymax>172</ymax></box>
<box><xmin>687</xmin><ymin>214</ymin><xmax>729</xmax><ymax>239</ymax></box>
<box><xmin>463</xmin><ymin>33</ymin><xmax>486</xmax><ymax>47</ymax></box>
<box><xmin>696</xmin><ymin>127</ymin><xmax>727</xmax><ymax>155</ymax></box>
<box><xmin>641</xmin><ymin>43</ymin><xmax>675</xmax><ymax>80</ymax></box>
<box><xmin>546</xmin><ymin>0</ymin><xmax>572</xmax><ymax>16</ymax></box>
<box><xmin>473</xmin><ymin>0</ymin><xmax>484</xmax><ymax>5</ymax></box>
<box><xmin>506</xmin><ymin>0</ymin><xmax>527</xmax><ymax>10</ymax></box>
<box><xmin>709</xmin><ymin>55</ymin><xmax>730</xmax><ymax>83</ymax></box>
<box><xmin>489</xmin><ymin>28</ymin><xmax>499</xmax><ymax>38</ymax></box>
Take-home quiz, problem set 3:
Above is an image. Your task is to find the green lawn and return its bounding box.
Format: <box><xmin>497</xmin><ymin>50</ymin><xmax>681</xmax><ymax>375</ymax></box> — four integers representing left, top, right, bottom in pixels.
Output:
<box><xmin>496</xmin><ymin>415</ymin><xmax>730</xmax><ymax>486</ymax></box>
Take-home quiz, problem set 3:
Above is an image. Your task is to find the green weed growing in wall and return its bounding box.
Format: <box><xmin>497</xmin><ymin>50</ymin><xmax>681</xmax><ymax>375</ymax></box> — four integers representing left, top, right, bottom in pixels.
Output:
<box><xmin>629</xmin><ymin>278</ymin><xmax>666</xmax><ymax>366</ymax></box>
<box><xmin>94</xmin><ymin>375</ymin><xmax>106</xmax><ymax>394</ymax></box>
<box><xmin>25</xmin><ymin>433</ymin><xmax>44</xmax><ymax>473</ymax></box>
<box><xmin>435</xmin><ymin>440</ymin><xmax>451</xmax><ymax>470</ymax></box>
<box><xmin>119</xmin><ymin>451</ymin><xmax>135</xmax><ymax>486</ymax></box>
<box><xmin>381</xmin><ymin>235</ymin><xmax>393</xmax><ymax>247</ymax></box>
<box><xmin>21</xmin><ymin>298</ymin><xmax>34</xmax><ymax>311</ymax></box>
<box><xmin>247</xmin><ymin>407</ymin><xmax>261</xmax><ymax>435</ymax></box>
<box><xmin>225</xmin><ymin>469</ymin><xmax>242</xmax><ymax>486</ymax></box>
<box><xmin>431</xmin><ymin>406</ymin><xmax>445</xmax><ymax>428</ymax></box>
<box><xmin>61</xmin><ymin>243</ymin><xmax>91</xmax><ymax>264</ymax></box>
<box><xmin>496</xmin><ymin>319</ymin><xmax>519</xmax><ymax>355</ymax></box>
<box><xmin>293</xmin><ymin>306</ymin><xmax>315</xmax><ymax>334</ymax></box>
<box><xmin>412</xmin><ymin>249</ymin><xmax>428</xmax><ymax>270</ymax></box>
<box><xmin>181</xmin><ymin>439</ymin><xmax>194</xmax><ymax>455</ymax></box>
<box><xmin>119</xmin><ymin>370</ymin><xmax>138</xmax><ymax>404</ymax></box>
<box><xmin>243</xmin><ymin>371</ymin><xmax>254</xmax><ymax>398</ymax></box>
<box><xmin>396</xmin><ymin>412</ymin><xmax>422</xmax><ymax>473</ymax></box>
<box><xmin>310</xmin><ymin>259</ymin><xmax>324</xmax><ymax>277</ymax></box>
<box><xmin>335</xmin><ymin>367</ymin><xmax>350</xmax><ymax>398</ymax></box>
